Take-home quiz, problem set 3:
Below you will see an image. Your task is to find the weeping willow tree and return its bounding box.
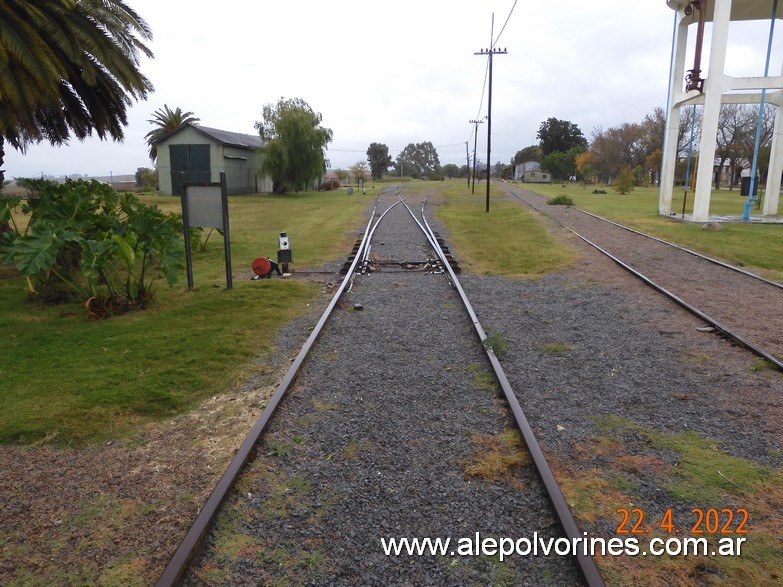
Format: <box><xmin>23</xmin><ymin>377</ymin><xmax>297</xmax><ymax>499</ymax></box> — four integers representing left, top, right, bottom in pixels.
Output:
<box><xmin>255</xmin><ymin>97</ymin><xmax>333</xmax><ymax>194</ymax></box>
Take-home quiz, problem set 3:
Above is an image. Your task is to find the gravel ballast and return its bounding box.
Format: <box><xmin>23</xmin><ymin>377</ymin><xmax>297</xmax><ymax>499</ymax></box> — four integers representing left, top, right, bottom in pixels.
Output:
<box><xmin>3</xmin><ymin>184</ymin><xmax>780</xmax><ymax>585</ymax></box>
<box><xmin>185</xmin><ymin>194</ymin><xmax>585</xmax><ymax>585</ymax></box>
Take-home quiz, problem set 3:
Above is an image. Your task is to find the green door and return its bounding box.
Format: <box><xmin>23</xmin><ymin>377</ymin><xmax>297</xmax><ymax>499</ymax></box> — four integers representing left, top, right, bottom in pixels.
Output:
<box><xmin>170</xmin><ymin>144</ymin><xmax>211</xmax><ymax>195</ymax></box>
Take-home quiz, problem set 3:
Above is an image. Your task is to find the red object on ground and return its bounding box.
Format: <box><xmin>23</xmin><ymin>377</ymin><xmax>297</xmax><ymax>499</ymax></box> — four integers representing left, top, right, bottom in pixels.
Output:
<box><xmin>252</xmin><ymin>257</ymin><xmax>271</xmax><ymax>276</ymax></box>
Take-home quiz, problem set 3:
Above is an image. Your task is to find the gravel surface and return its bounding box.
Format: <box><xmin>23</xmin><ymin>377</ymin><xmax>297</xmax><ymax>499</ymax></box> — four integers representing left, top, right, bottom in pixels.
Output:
<box><xmin>3</xmin><ymin>184</ymin><xmax>781</xmax><ymax>586</ymax></box>
<box><xmin>186</xmin><ymin>186</ymin><xmax>782</xmax><ymax>585</ymax></box>
<box><xmin>185</xmin><ymin>192</ymin><xmax>584</xmax><ymax>585</ymax></box>
<box><xmin>502</xmin><ymin>185</ymin><xmax>783</xmax><ymax>364</ymax></box>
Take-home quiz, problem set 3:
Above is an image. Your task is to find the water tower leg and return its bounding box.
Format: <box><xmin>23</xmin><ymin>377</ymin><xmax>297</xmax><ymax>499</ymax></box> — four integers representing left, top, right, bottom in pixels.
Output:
<box><xmin>659</xmin><ymin>103</ymin><xmax>681</xmax><ymax>215</ymax></box>
<box><xmin>764</xmin><ymin>102</ymin><xmax>783</xmax><ymax>216</ymax></box>
<box><xmin>692</xmin><ymin>0</ymin><xmax>732</xmax><ymax>222</ymax></box>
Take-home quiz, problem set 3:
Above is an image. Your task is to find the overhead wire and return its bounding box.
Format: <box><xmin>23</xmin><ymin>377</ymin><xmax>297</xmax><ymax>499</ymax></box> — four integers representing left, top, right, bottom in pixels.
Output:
<box><xmin>492</xmin><ymin>0</ymin><xmax>518</xmax><ymax>48</ymax></box>
<box><xmin>469</xmin><ymin>0</ymin><xmax>517</xmax><ymax>146</ymax></box>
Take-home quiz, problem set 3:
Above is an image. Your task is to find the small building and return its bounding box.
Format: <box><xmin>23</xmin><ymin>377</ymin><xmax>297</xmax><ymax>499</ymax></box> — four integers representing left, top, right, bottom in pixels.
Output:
<box><xmin>154</xmin><ymin>123</ymin><xmax>273</xmax><ymax>196</ymax></box>
<box><xmin>524</xmin><ymin>169</ymin><xmax>551</xmax><ymax>183</ymax></box>
<box><xmin>514</xmin><ymin>161</ymin><xmax>551</xmax><ymax>183</ymax></box>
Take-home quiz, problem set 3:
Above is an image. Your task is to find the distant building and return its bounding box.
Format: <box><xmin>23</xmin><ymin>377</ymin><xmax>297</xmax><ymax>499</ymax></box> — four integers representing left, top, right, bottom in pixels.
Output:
<box><xmin>514</xmin><ymin>161</ymin><xmax>551</xmax><ymax>183</ymax></box>
<box><xmin>154</xmin><ymin>123</ymin><xmax>273</xmax><ymax>196</ymax></box>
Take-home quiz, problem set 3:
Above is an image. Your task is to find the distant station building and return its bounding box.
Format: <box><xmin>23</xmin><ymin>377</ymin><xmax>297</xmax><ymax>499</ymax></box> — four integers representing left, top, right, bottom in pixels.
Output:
<box><xmin>154</xmin><ymin>123</ymin><xmax>273</xmax><ymax>196</ymax></box>
<box><xmin>514</xmin><ymin>161</ymin><xmax>551</xmax><ymax>183</ymax></box>
<box><xmin>660</xmin><ymin>0</ymin><xmax>783</xmax><ymax>221</ymax></box>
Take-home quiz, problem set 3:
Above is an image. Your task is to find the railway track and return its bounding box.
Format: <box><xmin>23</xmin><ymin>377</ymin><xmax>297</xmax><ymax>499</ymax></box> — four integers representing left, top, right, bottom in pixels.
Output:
<box><xmin>157</xmin><ymin>188</ymin><xmax>603</xmax><ymax>586</ymax></box>
<box><xmin>501</xmin><ymin>184</ymin><xmax>783</xmax><ymax>372</ymax></box>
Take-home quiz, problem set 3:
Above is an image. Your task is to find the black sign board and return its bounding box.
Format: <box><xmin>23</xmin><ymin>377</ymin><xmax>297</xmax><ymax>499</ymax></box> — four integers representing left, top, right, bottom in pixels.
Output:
<box><xmin>181</xmin><ymin>172</ymin><xmax>233</xmax><ymax>289</ymax></box>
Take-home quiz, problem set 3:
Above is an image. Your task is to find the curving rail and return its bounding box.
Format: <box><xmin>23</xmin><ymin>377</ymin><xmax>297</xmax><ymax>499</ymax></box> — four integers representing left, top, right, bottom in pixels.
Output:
<box><xmin>501</xmin><ymin>186</ymin><xmax>783</xmax><ymax>373</ymax></box>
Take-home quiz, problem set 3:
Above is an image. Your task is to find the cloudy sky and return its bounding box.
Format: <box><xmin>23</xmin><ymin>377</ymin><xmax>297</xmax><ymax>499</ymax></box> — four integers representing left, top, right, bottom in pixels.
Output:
<box><xmin>5</xmin><ymin>0</ymin><xmax>782</xmax><ymax>179</ymax></box>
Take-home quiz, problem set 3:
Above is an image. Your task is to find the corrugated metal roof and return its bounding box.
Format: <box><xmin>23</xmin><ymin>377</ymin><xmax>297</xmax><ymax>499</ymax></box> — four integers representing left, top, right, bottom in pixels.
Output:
<box><xmin>193</xmin><ymin>125</ymin><xmax>265</xmax><ymax>149</ymax></box>
<box><xmin>153</xmin><ymin>123</ymin><xmax>265</xmax><ymax>149</ymax></box>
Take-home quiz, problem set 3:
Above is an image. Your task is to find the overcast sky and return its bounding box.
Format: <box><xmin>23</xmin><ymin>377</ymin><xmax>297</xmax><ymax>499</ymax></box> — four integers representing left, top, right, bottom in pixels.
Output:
<box><xmin>5</xmin><ymin>0</ymin><xmax>782</xmax><ymax>179</ymax></box>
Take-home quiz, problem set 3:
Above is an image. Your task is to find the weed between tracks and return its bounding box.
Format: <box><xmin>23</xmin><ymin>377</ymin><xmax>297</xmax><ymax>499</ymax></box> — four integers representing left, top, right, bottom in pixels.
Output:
<box><xmin>464</xmin><ymin>429</ymin><xmax>531</xmax><ymax>483</ymax></box>
<box><xmin>551</xmin><ymin>414</ymin><xmax>783</xmax><ymax>586</ymax></box>
<box><xmin>537</xmin><ymin>341</ymin><xmax>575</xmax><ymax>354</ymax></box>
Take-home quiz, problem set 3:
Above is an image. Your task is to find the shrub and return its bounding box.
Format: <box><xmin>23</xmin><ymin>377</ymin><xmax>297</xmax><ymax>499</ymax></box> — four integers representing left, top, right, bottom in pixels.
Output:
<box><xmin>547</xmin><ymin>194</ymin><xmax>574</xmax><ymax>206</ymax></box>
<box><xmin>613</xmin><ymin>166</ymin><xmax>635</xmax><ymax>195</ymax></box>
<box><xmin>321</xmin><ymin>178</ymin><xmax>341</xmax><ymax>191</ymax></box>
<box><xmin>2</xmin><ymin>179</ymin><xmax>185</xmax><ymax>317</ymax></box>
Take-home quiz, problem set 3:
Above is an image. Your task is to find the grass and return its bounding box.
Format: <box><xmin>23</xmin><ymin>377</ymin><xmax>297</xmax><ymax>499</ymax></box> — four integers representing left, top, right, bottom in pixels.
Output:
<box><xmin>402</xmin><ymin>180</ymin><xmax>574</xmax><ymax>277</ymax></box>
<box><xmin>595</xmin><ymin>415</ymin><xmax>769</xmax><ymax>503</ymax></box>
<box><xmin>519</xmin><ymin>182</ymin><xmax>783</xmax><ymax>282</ymax></box>
<box><xmin>189</xmin><ymin>463</ymin><xmax>330</xmax><ymax>585</ymax></box>
<box><xmin>482</xmin><ymin>332</ymin><xmax>509</xmax><ymax>357</ymax></box>
<box><xmin>538</xmin><ymin>341</ymin><xmax>574</xmax><ymax>354</ymax></box>
<box><xmin>1</xmin><ymin>189</ymin><xmax>368</xmax><ymax>445</ymax></box>
<box><xmin>464</xmin><ymin>429</ymin><xmax>531</xmax><ymax>481</ymax></box>
<box><xmin>581</xmin><ymin>414</ymin><xmax>783</xmax><ymax>586</ymax></box>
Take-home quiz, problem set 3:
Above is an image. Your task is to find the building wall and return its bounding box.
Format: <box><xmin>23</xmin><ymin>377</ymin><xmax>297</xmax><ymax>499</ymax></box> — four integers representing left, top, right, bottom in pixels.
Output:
<box><xmin>524</xmin><ymin>170</ymin><xmax>551</xmax><ymax>183</ymax></box>
<box><xmin>157</xmin><ymin>126</ymin><xmax>213</xmax><ymax>195</ymax></box>
<box><xmin>157</xmin><ymin>127</ymin><xmax>271</xmax><ymax>195</ymax></box>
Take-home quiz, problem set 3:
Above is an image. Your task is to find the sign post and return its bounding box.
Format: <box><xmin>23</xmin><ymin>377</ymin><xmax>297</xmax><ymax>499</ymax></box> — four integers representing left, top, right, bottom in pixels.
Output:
<box><xmin>181</xmin><ymin>172</ymin><xmax>232</xmax><ymax>289</ymax></box>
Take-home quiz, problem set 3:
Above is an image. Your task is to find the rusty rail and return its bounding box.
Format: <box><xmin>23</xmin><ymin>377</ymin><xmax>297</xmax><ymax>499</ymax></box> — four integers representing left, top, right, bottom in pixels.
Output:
<box><xmin>402</xmin><ymin>199</ymin><xmax>605</xmax><ymax>587</ymax></box>
<box><xmin>156</xmin><ymin>195</ymin><xmax>391</xmax><ymax>586</ymax></box>
<box><xmin>502</xmin><ymin>186</ymin><xmax>783</xmax><ymax>373</ymax></box>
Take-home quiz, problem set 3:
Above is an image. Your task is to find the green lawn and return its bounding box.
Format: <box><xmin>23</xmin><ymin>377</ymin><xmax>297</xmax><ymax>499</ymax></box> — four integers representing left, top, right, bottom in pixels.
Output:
<box><xmin>1</xmin><ymin>188</ymin><xmax>369</xmax><ymax>445</ymax></box>
<box><xmin>401</xmin><ymin>180</ymin><xmax>574</xmax><ymax>277</ymax></box>
<box><xmin>514</xmin><ymin>182</ymin><xmax>783</xmax><ymax>282</ymax></box>
<box><xmin>5</xmin><ymin>178</ymin><xmax>780</xmax><ymax>446</ymax></box>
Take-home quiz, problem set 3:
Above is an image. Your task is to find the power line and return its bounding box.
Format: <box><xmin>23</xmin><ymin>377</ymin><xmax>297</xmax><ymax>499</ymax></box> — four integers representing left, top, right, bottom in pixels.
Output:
<box><xmin>473</xmin><ymin>58</ymin><xmax>490</xmax><ymax>125</ymax></box>
<box><xmin>492</xmin><ymin>0</ymin><xmax>518</xmax><ymax>48</ymax></box>
<box><xmin>474</xmin><ymin>43</ymin><xmax>507</xmax><ymax>212</ymax></box>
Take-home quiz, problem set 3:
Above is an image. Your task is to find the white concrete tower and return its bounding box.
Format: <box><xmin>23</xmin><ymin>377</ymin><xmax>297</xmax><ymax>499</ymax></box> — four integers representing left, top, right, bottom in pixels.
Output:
<box><xmin>660</xmin><ymin>0</ymin><xmax>783</xmax><ymax>221</ymax></box>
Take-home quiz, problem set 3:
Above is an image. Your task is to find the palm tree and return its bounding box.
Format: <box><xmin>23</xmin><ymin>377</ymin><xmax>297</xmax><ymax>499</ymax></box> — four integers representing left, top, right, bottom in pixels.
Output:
<box><xmin>0</xmin><ymin>0</ymin><xmax>154</xmax><ymax>184</ymax></box>
<box><xmin>144</xmin><ymin>105</ymin><xmax>200</xmax><ymax>161</ymax></box>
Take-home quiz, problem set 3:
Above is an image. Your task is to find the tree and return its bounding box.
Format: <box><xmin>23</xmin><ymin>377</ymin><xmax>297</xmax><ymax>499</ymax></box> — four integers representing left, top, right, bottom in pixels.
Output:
<box><xmin>511</xmin><ymin>145</ymin><xmax>543</xmax><ymax>165</ymax></box>
<box><xmin>714</xmin><ymin>104</ymin><xmax>774</xmax><ymax>189</ymax></box>
<box><xmin>0</xmin><ymin>0</ymin><xmax>154</xmax><ymax>181</ymax></box>
<box><xmin>537</xmin><ymin>118</ymin><xmax>588</xmax><ymax>156</ymax></box>
<box><xmin>145</xmin><ymin>105</ymin><xmax>199</xmax><ymax>161</ymax></box>
<box><xmin>441</xmin><ymin>164</ymin><xmax>460</xmax><ymax>179</ymax></box>
<box><xmin>350</xmin><ymin>161</ymin><xmax>369</xmax><ymax>183</ymax></box>
<box><xmin>640</xmin><ymin>107</ymin><xmax>666</xmax><ymax>184</ymax></box>
<box><xmin>135</xmin><ymin>167</ymin><xmax>158</xmax><ymax>190</ymax></box>
<box><xmin>395</xmin><ymin>142</ymin><xmax>440</xmax><ymax>178</ymax></box>
<box><xmin>255</xmin><ymin>98</ymin><xmax>333</xmax><ymax>194</ymax></box>
<box><xmin>575</xmin><ymin>151</ymin><xmax>595</xmax><ymax>182</ymax></box>
<box><xmin>366</xmin><ymin>142</ymin><xmax>393</xmax><ymax>180</ymax></box>
<box><xmin>590</xmin><ymin>123</ymin><xmax>647</xmax><ymax>182</ymax></box>
<box><xmin>541</xmin><ymin>148</ymin><xmax>582</xmax><ymax>180</ymax></box>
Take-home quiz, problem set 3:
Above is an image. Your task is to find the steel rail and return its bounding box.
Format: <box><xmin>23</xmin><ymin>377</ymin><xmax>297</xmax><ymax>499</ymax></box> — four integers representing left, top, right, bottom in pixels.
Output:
<box><xmin>505</xmin><ymin>189</ymin><xmax>783</xmax><ymax>373</ymax></box>
<box><xmin>156</xmin><ymin>196</ymin><xmax>391</xmax><ymax>586</ymax></box>
<box><xmin>401</xmin><ymin>200</ymin><xmax>605</xmax><ymax>587</ymax></box>
<box><xmin>570</xmin><ymin>205</ymin><xmax>783</xmax><ymax>291</ymax></box>
<box><xmin>360</xmin><ymin>197</ymin><xmax>405</xmax><ymax>270</ymax></box>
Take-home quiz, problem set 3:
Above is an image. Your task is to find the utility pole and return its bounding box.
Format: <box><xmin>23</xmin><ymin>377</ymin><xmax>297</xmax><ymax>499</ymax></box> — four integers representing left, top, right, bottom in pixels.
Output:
<box><xmin>469</xmin><ymin>118</ymin><xmax>485</xmax><ymax>194</ymax></box>
<box><xmin>475</xmin><ymin>46</ymin><xmax>507</xmax><ymax>212</ymax></box>
<box><xmin>465</xmin><ymin>142</ymin><xmax>470</xmax><ymax>187</ymax></box>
